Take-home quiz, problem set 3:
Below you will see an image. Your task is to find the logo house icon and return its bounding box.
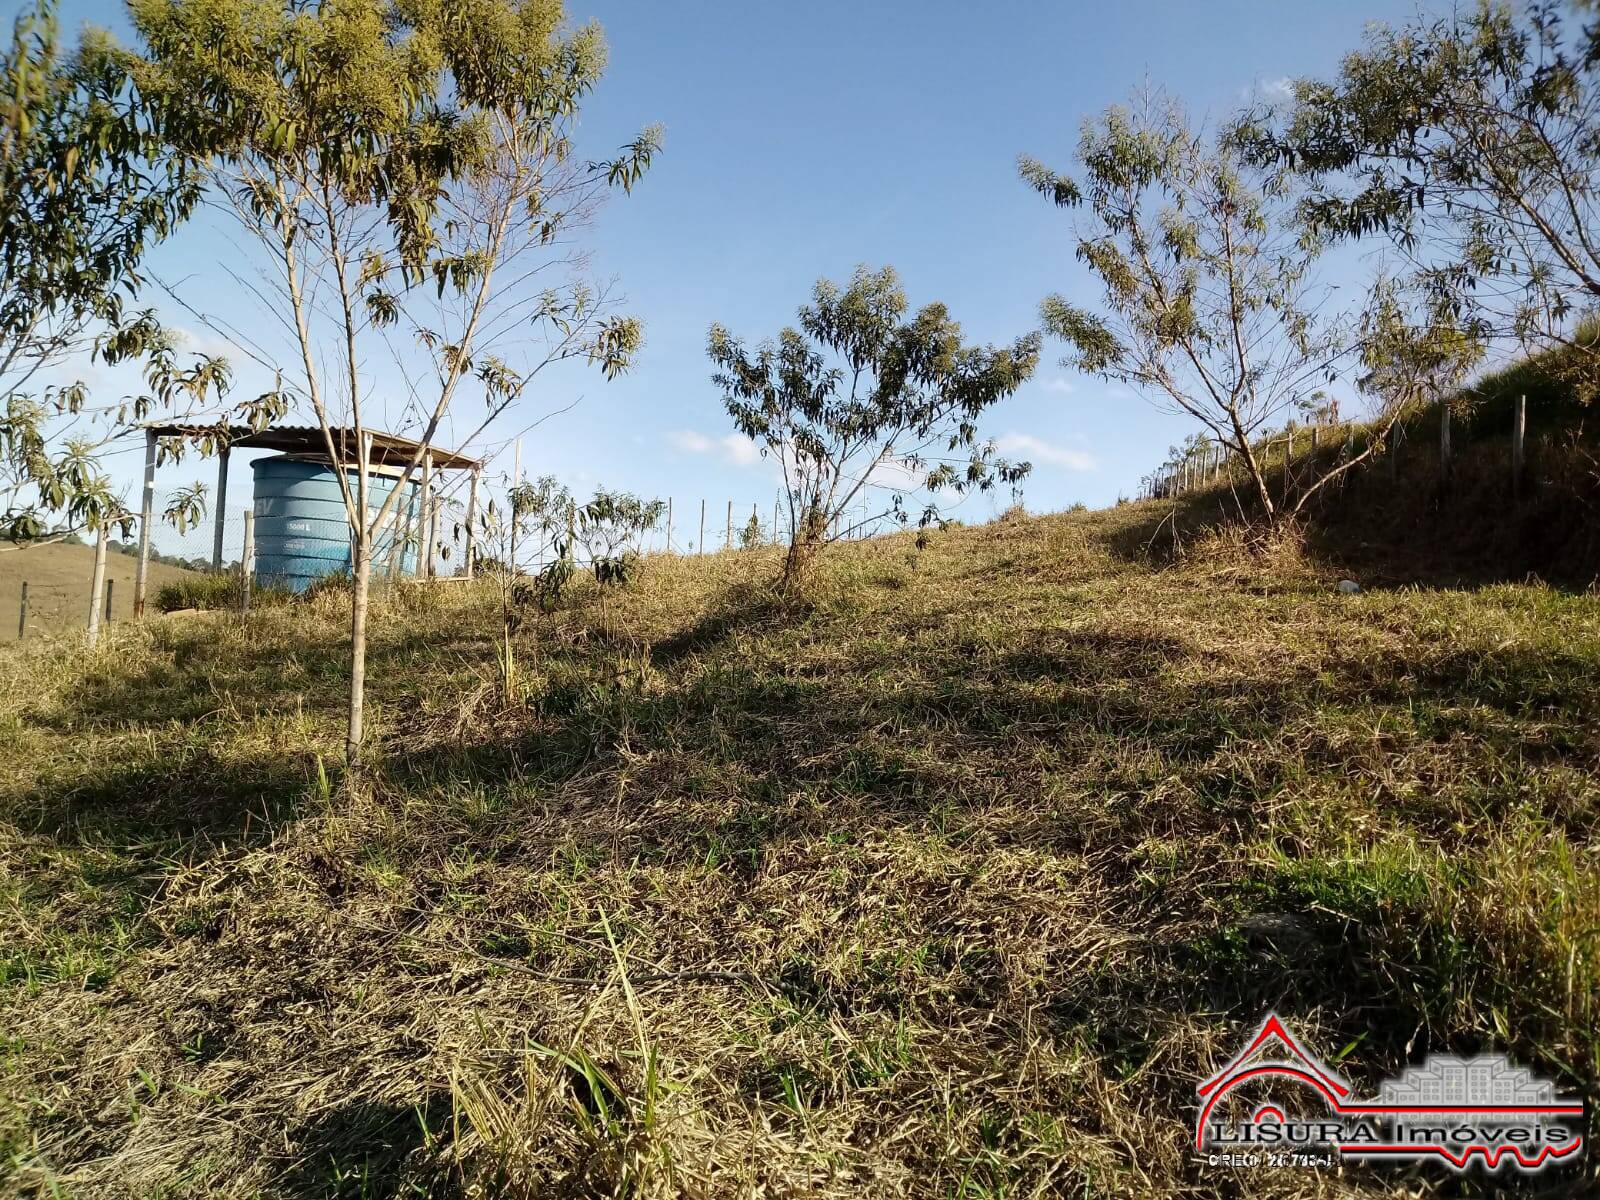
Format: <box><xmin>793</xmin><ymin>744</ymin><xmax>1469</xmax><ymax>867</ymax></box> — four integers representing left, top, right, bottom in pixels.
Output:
<box><xmin>1195</xmin><ymin>1013</ymin><xmax>1354</xmax><ymax>1148</ymax></box>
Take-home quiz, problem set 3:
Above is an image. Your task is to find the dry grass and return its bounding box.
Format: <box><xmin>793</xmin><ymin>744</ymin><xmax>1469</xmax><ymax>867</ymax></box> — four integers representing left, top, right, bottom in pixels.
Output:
<box><xmin>0</xmin><ymin>505</ymin><xmax>1596</xmax><ymax>1197</ymax></box>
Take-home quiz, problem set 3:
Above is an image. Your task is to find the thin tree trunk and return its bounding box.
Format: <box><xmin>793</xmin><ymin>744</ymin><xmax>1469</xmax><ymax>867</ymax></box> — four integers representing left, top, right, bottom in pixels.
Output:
<box><xmin>780</xmin><ymin>505</ymin><xmax>828</xmax><ymax>593</ymax></box>
<box><xmin>1227</xmin><ymin>414</ymin><xmax>1276</xmax><ymax>521</ymax></box>
<box><xmin>346</xmin><ymin>434</ymin><xmax>373</xmax><ymax>768</ymax></box>
<box><xmin>86</xmin><ymin>523</ymin><xmax>108</xmax><ymax>648</ymax></box>
<box><xmin>347</xmin><ymin>534</ymin><xmax>370</xmax><ymax>766</ymax></box>
<box><xmin>781</xmin><ymin>537</ymin><xmax>821</xmax><ymax>592</ymax></box>
<box><xmin>135</xmin><ymin>428</ymin><xmax>156</xmax><ymax>618</ymax></box>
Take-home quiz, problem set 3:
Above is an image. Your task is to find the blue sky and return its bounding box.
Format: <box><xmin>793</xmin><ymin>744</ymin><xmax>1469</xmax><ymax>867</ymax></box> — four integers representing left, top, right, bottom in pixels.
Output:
<box><xmin>45</xmin><ymin>0</ymin><xmax>1435</xmax><ymax>553</ymax></box>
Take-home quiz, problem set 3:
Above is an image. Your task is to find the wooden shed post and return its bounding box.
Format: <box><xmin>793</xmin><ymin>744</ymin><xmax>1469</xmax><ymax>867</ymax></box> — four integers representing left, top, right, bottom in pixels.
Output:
<box><xmin>389</xmin><ymin>488</ymin><xmax>412</xmax><ymax>579</ymax></box>
<box><xmin>1439</xmin><ymin>402</ymin><xmax>1452</xmax><ymax>479</ymax></box>
<box><xmin>1512</xmin><ymin>393</ymin><xmax>1526</xmax><ymax>500</ymax></box>
<box><xmin>419</xmin><ymin>450</ymin><xmax>434</xmax><ymax>579</ymax></box>
<box><xmin>135</xmin><ymin>427</ymin><xmax>156</xmax><ymax>617</ymax></box>
<box><xmin>211</xmin><ymin>444</ymin><xmax>230</xmax><ymax>571</ymax></box>
<box><xmin>465</xmin><ymin>465</ymin><xmax>480</xmax><ymax>580</ymax></box>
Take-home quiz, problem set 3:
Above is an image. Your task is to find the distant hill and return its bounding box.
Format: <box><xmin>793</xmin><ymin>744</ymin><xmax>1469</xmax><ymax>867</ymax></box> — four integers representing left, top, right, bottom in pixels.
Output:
<box><xmin>0</xmin><ymin>542</ymin><xmax>203</xmax><ymax>641</ymax></box>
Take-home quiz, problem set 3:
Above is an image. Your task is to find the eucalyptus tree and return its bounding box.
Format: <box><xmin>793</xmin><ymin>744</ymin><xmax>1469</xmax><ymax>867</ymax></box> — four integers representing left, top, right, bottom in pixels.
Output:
<box><xmin>505</xmin><ymin>473</ymin><xmax>575</xmax><ymax>576</ymax></box>
<box><xmin>708</xmin><ymin>265</ymin><xmax>1038</xmax><ymax>590</ymax></box>
<box><xmin>1021</xmin><ymin>94</ymin><xmax>1363</xmax><ymax>522</ymax></box>
<box><xmin>1</xmin><ymin>2</ymin><xmax>248</xmax><ymax>545</ymax></box>
<box><xmin>1247</xmin><ymin>2</ymin><xmax>1600</xmax><ymax>394</ymax></box>
<box><xmin>574</xmin><ymin>488</ymin><xmax>664</xmax><ymax>586</ymax></box>
<box><xmin>119</xmin><ymin>0</ymin><xmax>658</xmax><ymax>765</ymax></box>
<box><xmin>1356</xmin><ymin>279</ymin><xmax>1483</xmax><ymax>431</ymax></box>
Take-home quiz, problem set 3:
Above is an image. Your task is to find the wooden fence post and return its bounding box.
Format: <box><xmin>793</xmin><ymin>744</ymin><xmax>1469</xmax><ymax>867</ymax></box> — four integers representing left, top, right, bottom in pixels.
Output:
<box><xmin>506</xmin><ymin>480</ymin><xmax>518</xmax><ymax>576</ymax></box>
<box><xmin>725</xmin><ymin>499</ymin><xmax>732</xmax><ymax>551</ymax></box>
<box><xmin>1439</xmin><ymin>402</ymin><xmax>1452</xmax><ymax>479</ymax></box>
<box><xmin>1282</xmin><ymin>435</ymin><xmax>1291</xmax><ymax>499</ymax></box>
<box><xmin>465</xmin><ymin>466</ymin><xmax>480</xmax><ymax>579</ymax></box>
<box><xmin>135</xmin><ymin>426</ymin><xmax>156</xmax><ymax>618</ymax></box>
<box><xmin>104</xmin><ymin>578</ymin><xmax>113</xmax><ymax>625</ymax></box>
<box><xmin>211</xmin><ymin>445</ymin><xmax>230</xmax><ymax>571</ymax></box>
<box><xmin>698</xmin><ymin>499</ymin><xmax>706</xmax><ymax>555</ymax></box>
<box><xmin>241</xmin><ymin>509</ymin><xmax>255</xmax><ymax>613</ymax></box>
<box><xmin>390</xmin><ymin>489</ymin><xmax>411</xmax><ymax>579</ymax></box>
<box><xmin>86</xmin><ymin>523</ymin><xmax>108</xmax><ymax>648</ymax></box>
<box><xmin>1512</xmin><ymin>393</ymin><xmax>1526</xmax><ymax>500</ymax></box>
<box><xmin>17</xmin><ymin>581</ymin><xmax>26</xmax><ymax>640</ymax></box>
<box><xmin>419</xmin><ymin>450</ymin><xmax>434</xmax><ymax>579</ymax></box>
<box><xmin>665</xmin><ymin>496</ymin><xmax>673</xmax><ymax>553</ymax></box>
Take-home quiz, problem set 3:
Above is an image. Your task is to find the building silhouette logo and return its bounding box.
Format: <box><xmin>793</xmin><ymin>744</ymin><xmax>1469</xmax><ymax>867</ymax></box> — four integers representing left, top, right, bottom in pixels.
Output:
<box><xmin>1197</xmin><ymin>1013</ymin><xmax>1585</xmax><ymax>1173</ymax></box>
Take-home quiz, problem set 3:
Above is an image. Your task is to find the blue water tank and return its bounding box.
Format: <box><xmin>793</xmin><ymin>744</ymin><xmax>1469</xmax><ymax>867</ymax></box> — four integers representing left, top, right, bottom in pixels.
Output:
<box><xmin>251</xmin><ymin>456</ymin><xmax>419</xmax><ymax>592</ymax></box>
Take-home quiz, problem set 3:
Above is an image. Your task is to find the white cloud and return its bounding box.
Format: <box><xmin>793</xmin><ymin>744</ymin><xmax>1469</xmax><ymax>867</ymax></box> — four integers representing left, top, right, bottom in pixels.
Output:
<box><xmin>721</xmin><ymin>434</ymin><xmax>762</xmax><ymax>466</ymax></box>
<box><xmin>866</xmin><ymin>457</ymin><xmax>924</xmax><ymax>490</ymax></box>
<box><xmin>668</xmin><ymin>428</ymin><xmax>764</xmax><ymax>468</ymax></box>
<box><xmin>1242</xmin><ymin>75</ymin><xmax>1295</xmax><ymax>103</ymax></box>
<box><xmin>668</xmin><ymin>429</ymin><xmax>715</xmax><ymax>454</ymax></box>
<box><xmin>1040</xmin><ymin>376</ymin><xmax>1076</xmax><ymax>395</ymax></box>
<box><xmin>171</xmin><ymin>325</ymin><xmax>243</xmax><ymax>361</ymax></box>
<box><xmin>995</xmin><ymin>432</ymin><xmax>1095</xmax><ymax>472</ymax></box>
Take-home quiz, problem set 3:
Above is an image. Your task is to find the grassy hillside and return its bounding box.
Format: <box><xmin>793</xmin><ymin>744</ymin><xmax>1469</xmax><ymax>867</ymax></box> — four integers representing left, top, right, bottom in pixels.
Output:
<box><xmin>0</xmin><ymin>543</ymin><xmax>203</xmax><ymax>642</ymax></box>
<box><xmin>1</xmin><ymin>506</ymin><xmax>1595</xmax><ymax>1197</ymax></box>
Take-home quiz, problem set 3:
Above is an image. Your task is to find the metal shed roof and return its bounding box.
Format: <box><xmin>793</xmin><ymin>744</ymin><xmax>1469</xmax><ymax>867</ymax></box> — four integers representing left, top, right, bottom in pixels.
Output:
<box><xmin>142</xmin><ymin>424</ymin><xmax>482</xmax><ymax>470</ymax></box>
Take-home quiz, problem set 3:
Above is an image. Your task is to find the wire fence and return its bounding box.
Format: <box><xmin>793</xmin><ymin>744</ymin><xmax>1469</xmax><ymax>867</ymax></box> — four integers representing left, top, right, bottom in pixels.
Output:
<box><xmin>1136</xmin><ymin>395</ymin><xmax>1542</xmax><ymax>506</ymax></box>
<box><xmin>1</xmin><ymin>487</ymin><xmax>905</xmax><ymax>643</ymax></box>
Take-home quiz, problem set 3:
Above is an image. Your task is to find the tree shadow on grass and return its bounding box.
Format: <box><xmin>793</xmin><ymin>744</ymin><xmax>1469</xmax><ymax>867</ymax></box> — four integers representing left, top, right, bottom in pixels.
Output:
<box><xmin>648</xmin><ymin>583</ymin><xmax>793</xmax><ymax>668</ymax></box>
<box><xmin>277</xmin><ymin>1092</ymin><xmax>453</xmax><ymax>1199</ymax></box>
<box><xmin>1102</xmin><ymin>453</ymin><xmax>1600</xmax><ymax>593</ymax></box>
<box><xmin>360</xmin><ymin>613</ymin><xmax>1600</xmax><ymax>899</ymax></box>
<box><xmin>10</xmin><ymin>745</ymin><xmax>321</xmax><ymax>845</ymax></box>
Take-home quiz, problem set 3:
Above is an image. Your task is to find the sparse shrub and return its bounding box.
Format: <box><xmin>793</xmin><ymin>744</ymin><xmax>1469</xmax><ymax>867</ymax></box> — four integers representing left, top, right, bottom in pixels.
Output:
<box><xmin>576</xmin><ymin>489</ymin><xmax>664</xmax><ymax>589</ymax></box>
<box><xmin>739</xmin><ymin>510</ymin><xmax>763</xmax><ymax>551</ymax></box>
<box><xmin>156</xmin><ymin>573</ymin><xmax>239</xmax><ymax>611</ymax></box>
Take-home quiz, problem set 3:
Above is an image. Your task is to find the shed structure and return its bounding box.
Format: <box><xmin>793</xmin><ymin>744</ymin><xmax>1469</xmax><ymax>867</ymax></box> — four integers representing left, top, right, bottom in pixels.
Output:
<box><xmin>135</xmin><ymin>424</ymin><xmax>483</xmax><ymax>610</ymax></box>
